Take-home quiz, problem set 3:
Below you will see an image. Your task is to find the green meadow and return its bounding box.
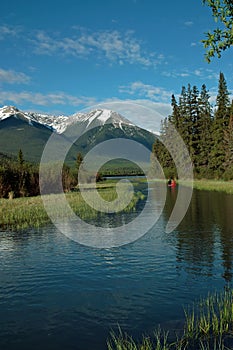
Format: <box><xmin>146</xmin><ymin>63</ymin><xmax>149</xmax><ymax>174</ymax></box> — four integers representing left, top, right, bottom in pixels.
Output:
<box><xmin>0</xmin><ymin>182</ymin><xmax>145</xmax><ymax>230</ymax></box>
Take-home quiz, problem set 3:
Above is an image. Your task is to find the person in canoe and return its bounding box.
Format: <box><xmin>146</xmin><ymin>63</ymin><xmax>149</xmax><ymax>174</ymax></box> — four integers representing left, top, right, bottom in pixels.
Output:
<box><xmin>168</xmin><ymin>177</ymin><xmax>176</xmax><ymax>187</ymax></box>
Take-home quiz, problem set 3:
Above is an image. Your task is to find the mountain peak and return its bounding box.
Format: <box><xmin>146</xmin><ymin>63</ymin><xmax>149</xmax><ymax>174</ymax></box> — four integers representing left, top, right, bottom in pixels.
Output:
<box><xmin>0</xmin><ymin>105</ymin><xmax>157</xmax><ymax>163</ymax></box>
<box><xmin>0</xmin><ymin>105</ymin><xmax>19</xmax><ymax>114</ymax></box>
<box><xmin>0</xmin><ymin>105</ymin><xmax>135</xmax><ymax>133</ymax></box>
<box><xmin>0</xmin><ymin>105</ymin><xmax>27</xmax><ymax>122</ymax></box>
<box><xmin>71</xmin><ymin>108</ymin><xmax>134</xmax><ymax>130</ymax></box>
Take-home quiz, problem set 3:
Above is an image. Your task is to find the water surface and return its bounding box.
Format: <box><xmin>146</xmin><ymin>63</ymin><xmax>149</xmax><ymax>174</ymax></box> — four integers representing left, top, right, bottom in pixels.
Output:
<box><xmin>0</xmin><ymin>185</ymin><xmax>232</xmax><ymax>349</ymax></box>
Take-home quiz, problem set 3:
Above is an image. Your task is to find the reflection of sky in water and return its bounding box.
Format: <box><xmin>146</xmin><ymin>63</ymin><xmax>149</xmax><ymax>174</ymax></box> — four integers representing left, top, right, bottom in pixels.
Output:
<box><xmin>0</xmin><ymin>188</ymin><xmax>232</xmax><ymax>349</ymax></box>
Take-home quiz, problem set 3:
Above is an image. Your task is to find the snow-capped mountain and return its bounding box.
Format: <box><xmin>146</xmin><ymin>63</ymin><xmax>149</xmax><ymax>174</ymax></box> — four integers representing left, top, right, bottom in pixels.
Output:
<box><xmin>0</xmin><ymin>105</ymin><xmax>157</xmax><ymax>163</ymax></box>
<box><xmin>0</xmin><ymin>106</ymin><xmax>135</xmax><ymax>134</ymax></box>
<box><xmin>0</xmin><ymin>105</ymin><xmax>69</xmax><ymax>133</ymax></box>
<box><xmin>69</xmin><ymin>109</ymin><xmax>134</xmax><ymax>129</ymax></box>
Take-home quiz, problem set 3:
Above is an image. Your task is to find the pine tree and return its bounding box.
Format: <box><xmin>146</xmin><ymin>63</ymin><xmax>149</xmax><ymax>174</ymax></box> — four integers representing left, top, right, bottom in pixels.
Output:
<box><xmin>223</xmin><ymin>100</ymin><xmax>233</xmax><ymax>178</ymax></box>
<box><xmin>151</xmin><ymin>118</ymin><xmax>176</xmax><ymax>178</ymax></box>
<box><xmin>18</xmin><ymin>149</ymin><xmax>24</xmax><ymax>167</ymax></box>
<box><xmin>169</xmin><ymin>94</ymin><xmax>180</xmax><ymax>129</ymax></box>
<box><xmin>196</xmin><ymin>84</ymin><xmax>213</xmax><ymax>175</ymax></box>
<box><xmin>178</xmin><ymin>85</ymin><xmax>194</xmax><ymax>156</ymax></box>
<box><xmin>189</xmin><ymin>85</ymin><xmax>200</xmax><ymax>167</ymax></box>
<box><xmin>209</xmin><ymin>72</ymin><xmax>230</xmax><ymax>175</ymax></box>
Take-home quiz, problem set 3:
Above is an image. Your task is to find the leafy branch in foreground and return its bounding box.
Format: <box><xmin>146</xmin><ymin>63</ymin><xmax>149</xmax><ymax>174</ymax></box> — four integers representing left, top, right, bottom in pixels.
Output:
<box><xmin>202</xmin><ymin>0</ymin><xmax>233</xmax><ymax>62</ymax></box>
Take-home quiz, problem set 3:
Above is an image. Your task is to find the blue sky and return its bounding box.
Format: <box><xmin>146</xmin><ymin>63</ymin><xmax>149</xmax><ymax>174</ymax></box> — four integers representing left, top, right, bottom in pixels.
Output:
<box><xmin>0</xmin><ymin>0</ymin><xmax>232</xmax><ymax>131</ymax></box>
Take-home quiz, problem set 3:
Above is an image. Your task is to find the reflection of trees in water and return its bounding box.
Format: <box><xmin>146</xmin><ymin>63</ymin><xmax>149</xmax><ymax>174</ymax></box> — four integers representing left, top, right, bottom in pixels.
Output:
<box><xmin>215</xmin><ymin>194</ymin><xmax>233</xmax><ymax>282</ymax></box>
<box><xmin>163</xmin><ymin>187</ymin><xmax>233</xmax><ymax>282</ymax></box>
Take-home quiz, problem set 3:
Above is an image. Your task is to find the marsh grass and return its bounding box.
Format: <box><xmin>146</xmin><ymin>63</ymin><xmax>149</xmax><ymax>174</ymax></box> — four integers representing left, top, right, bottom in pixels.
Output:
<box><xmin>108</xmin><ymin>289</ymin><xmax>233</xmax><ymax>350</ymax></box>
<box><xmin>0</xmin><ymin>184</ymin><xmax>145</xmax><ymax>230</ymax></box>
<box><xmin>179</xmin><ymin>180</ymin><xmax>233</xmax><ymax>194</ymax></box>
<box><xmin>146</xmin><ymin>178</ymin><xmax>233</xmax><ymax>195</ymax></box>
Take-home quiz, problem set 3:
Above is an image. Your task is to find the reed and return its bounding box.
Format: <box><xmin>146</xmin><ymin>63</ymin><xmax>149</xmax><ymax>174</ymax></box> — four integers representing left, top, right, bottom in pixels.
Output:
<box><xmin>108</xmin><ymin>289</ymin><xmax>233</xmax><ymax>350</ymax></box>
<box><xmin>180</xmin><ymin>179</ymin><xmax>233</xmax><ymax>194</ymax></box>
<box><xmin>0</xmin><ymin>185</ymin><xmax>145</xmax><ymax>230</ymax></box>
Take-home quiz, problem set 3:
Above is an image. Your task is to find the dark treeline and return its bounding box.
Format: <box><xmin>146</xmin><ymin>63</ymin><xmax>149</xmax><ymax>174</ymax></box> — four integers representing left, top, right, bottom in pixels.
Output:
<box><xmin>0</xmin><ymin>151</ymin><xmax>104</xmax><ymax>199</ymax></box>
<box><xmin>152</xmin><ymin>72</ymin><xmax>233</xmax><ymax>179</ymax></box>
<box><xmin>0</xmin><ymin>151</ymin><xmax>78</xmax><ymax>198</ymax></box>
<box><xmin>0</xmin><ymin>151</ymin><xmax>40</xmax><ymax>198</ymax></box>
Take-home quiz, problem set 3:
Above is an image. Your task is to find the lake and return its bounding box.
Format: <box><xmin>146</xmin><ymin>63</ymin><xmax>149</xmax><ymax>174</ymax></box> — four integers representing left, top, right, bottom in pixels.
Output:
<box><xmin>0</xmin><ymin>183</ymin><xmax>232</xmax><ymax>349</ymax></box>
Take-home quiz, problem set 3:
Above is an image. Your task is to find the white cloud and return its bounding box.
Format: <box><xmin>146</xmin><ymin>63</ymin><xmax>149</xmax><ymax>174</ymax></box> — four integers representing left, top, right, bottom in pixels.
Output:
<box><xmin>0</xmin><ymin>25</ymin><xmax>21</xmax><ymax>39</ymax></box>
<box><xmin>32</xmin><ymin>31</ymin><xmax>89</xmax><ymax>57</ymax></box>
<box><xmin>0</xmin><ymin>86</ymin><xmax>172</xmax><ymax>132</ymax></box>
<box><xmin>119</xmin><ymin>81</ymin><xmax>173</xmax><ymax>102</ymax></box>
<box><xmin>194</xmin><ymin>69</ymin><xmax>202</xmax><ymax>77</ymax></box>
<box><xmin>162</xmin><ymin>68</ymin><xmax>220</xmax><ymax>81</ymax></box>
<box><xmin>0</xmin><ymin>89</ymin><xmax>170</xmax><ymax>132</ymax></box>
<box><xmin>0</xmin><ymin>90</ymin><xmax>96</xmax><ymax>108</ymax></box>
<box><xmin>0</xmin><ymin>68</ymin><xmax>31</xmax><ymax>84</ymax></box>
<box><xmin>162</xmin><ymin>71</ymin><xmax>190</xmax><ymax>78</ymax></box>
<box><xmin>31</xmin><ymin>28</ymin><xmax>163</xmax><ymax>67</ymax></box>
<box><xmin>184</xmin><ymin>21</ymin><xmax>193</xmax><ymax>26</ymax></box>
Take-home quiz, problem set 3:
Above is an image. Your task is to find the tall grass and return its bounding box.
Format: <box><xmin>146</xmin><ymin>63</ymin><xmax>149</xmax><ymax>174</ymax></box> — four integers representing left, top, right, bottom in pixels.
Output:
<box><xmin>108</xmin><ymin>289</ymin><xmax>233</xmax><ymax>350</ymax></box>
<box><xmin>180</xmin><ymin>179</ymin><xmax>233</xmax><ymax>194</ymax></box>
<box><xmin>0</xmin><ymin>185</ymin><xmax>145</xmax><ymax>230</ymax></box>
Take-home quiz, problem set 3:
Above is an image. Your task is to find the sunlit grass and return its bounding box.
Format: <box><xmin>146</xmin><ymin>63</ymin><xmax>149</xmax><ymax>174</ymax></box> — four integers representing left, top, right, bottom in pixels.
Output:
<box><xmin>108</xmin><ymin>289</ymin><xmax>233</xmax><ymax>350</ymax></box>
<box><xmin>0</xmin><ymin>183</ymin><xmax>145</xmax><ymax>230</ymax></box>
<box><xmin>179</xmin><ymin>179</ymin><xmax>233</xmax><ymax>194</ymax></box>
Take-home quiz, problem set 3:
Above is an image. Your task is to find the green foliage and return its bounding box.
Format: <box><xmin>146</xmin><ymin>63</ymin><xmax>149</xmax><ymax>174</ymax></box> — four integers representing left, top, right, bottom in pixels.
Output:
<box><xmin>202</xmin><ymin>0</ymin><xmax>233</xmax><ymax>62</ymax></box>
<box><xmin>151</xmin><ymin>73</ymin><xmax>232</xmax><ymax>180</ymax></box>
<box><xmin>0</xmin><ymin>154</ymin><xmax>40</xmax><ymax>198</ymax></box>
<box><xmin>18</xmin><ymin>149</ymin><xmax>24</xmax><ymax>166</ymax></box>
<box><xmin>223</xmin><ymin>101</ymin><xmax>233</xmax><ymax>173</ymax></box>
<box><xmin>209</xmin><ymin>72</ymin><xmax>230</xmax><ymax>174</ymax></box>
<box><xmin>0</xmin><ymin>153</ymin><xmax>78</xmax><ymax>198</ymax></box>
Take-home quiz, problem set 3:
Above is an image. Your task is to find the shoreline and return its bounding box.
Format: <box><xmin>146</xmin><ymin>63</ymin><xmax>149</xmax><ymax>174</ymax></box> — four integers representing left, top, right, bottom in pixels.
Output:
<box><xmin>180</xmin><ymin>179</ymin><xmax>233</xmax><ymax>195</ymax></box>
<box><xmin>0</xmin><ymin>184</ymin><xmax>144</xmax><ymax>230</ymax></box>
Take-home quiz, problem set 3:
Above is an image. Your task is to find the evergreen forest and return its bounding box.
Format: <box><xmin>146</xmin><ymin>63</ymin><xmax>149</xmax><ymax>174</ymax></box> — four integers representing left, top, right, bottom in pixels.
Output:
<box><xmin>152</xmin><ymin>72</ymin><xmax>233</xmax><ymax>180</ymax></box>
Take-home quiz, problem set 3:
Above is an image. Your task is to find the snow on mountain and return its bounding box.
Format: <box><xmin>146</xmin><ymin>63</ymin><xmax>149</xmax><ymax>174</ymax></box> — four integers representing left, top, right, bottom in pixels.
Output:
<box><xmin>29</xmin><ymin>112</ymin><xmax>69</xmax><ymax>133</ymax></box>
<box><xmin>69</xmin><ymin>109</ymin><xmax>134</xmax><ymax>131</ymax></box>
<box><xmin>0</xmin><ymin>105</ymin><xmax>69</xmax><ymax>133</ymax></box>
<box><xmin>0</xmin><ymin>106</ymin><xmax>137</xmax><ymax>134</ymax></box>
<box><xmin>0</xmin><ymin>106</ymin><xmax>32</xmax><ymax>123</ymax></box>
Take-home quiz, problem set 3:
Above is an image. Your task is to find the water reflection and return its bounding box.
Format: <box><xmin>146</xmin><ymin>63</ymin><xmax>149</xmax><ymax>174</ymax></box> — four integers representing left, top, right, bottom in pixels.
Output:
<box><xmin>1</xmin><ymin>185</ymin><xmax>233</xmax><ymax>350</ymax></box>
<box><xmin>163</xmin><ymin>186</ymin><xmax>233</xmax><ymax>283</ymax></box>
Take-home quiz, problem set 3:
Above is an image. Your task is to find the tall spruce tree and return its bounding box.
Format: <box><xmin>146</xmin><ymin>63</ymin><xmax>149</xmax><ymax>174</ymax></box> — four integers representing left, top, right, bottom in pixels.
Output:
<box><xmin>169</xmin><ymin>94</ymin><xmax>180</xmax><ymax>129</ymax></box>
<box><xmin>178</xmin><ymin>85</ymin><xmax>191</xmax><ymax>151</ymax></box>
<box><xmin>18</xmin><ymin>149</ymin><xmax>24</xmax><ymax>167</ymax></box>
<box><xmin>151</xmin><ymin>76</ymin><xmax>230</xmax><ymax>180</ymax></box>
<box><xmin>196</xmin><ymin>84</ymin><xmax>213</xmax><ymax>174</ymax></box>
<box><xmin>223</xmin><ymin>100</ymin><xmax>233</xmax><ymax>178</ymax></box>
<box><xmin>190</xmin><ymin>85</ymin><xmax>200</xmax><ymax>168</ymax></box>
<box><xmin>209</xmin><ymin>72</ymin><xmax>230</xmax><ymax>175</ymax></box>
<box><xmin>151</xmin><ymin>118</ymin><xmax>175</xmax><ymax>178</ymax></box>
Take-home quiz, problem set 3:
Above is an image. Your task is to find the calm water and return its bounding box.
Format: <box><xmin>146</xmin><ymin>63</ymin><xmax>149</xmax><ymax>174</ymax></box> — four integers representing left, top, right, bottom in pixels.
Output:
<box><xmin>0</xmin><ymin>184</ymin><xmax>233</xmax><ymax>350</ymax></box>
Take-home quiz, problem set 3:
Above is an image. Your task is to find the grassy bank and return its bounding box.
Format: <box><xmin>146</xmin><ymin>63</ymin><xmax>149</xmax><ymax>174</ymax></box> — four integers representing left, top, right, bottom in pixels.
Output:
<box><xmin>192</xmin><ymin>180</ymin><xmax>233</xmax><ymax>194</ymax></box>
<box><xmin>177</xmin><ymin>179</ymin><xmax>233</xmax><ymax>195</ymax></box>
<box><xmin>108</xmin><ymin>288</ymin><xmax>233</xmax><ymax>350</ymax></box>
<box><xmin>0</xmin><ymin>182</ymin><xmax>145</xmax><ymax>230</ymax></box>
<box><xmin>145</xmin><ymin>178</ymin><xmax>233</xmax><ymax>194</ymax></box>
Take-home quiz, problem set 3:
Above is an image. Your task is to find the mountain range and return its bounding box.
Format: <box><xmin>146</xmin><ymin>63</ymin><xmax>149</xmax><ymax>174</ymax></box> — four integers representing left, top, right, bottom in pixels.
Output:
<box><xmin>0</xmin><ymin>105</ymin><xmax>157</xmax><ymax>166</ymax></box>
